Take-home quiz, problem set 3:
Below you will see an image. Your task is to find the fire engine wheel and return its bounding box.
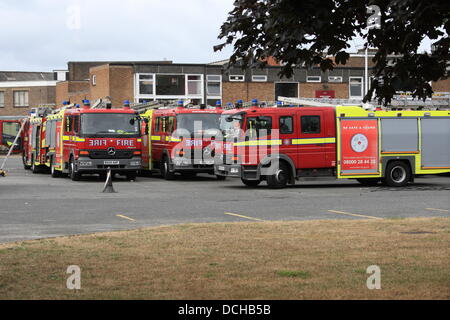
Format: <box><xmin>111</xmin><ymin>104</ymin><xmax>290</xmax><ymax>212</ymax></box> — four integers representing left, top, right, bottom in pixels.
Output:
<box><xmin>384</xmin><ymin>161</ymin><xmax>411</xmax><ymax>187</ymax></box>
<box><xmin>266</xmin><ymin>162</ymin><xmax>290</xmax><ymax>189</ymax></box>
<box><xmin>31</xmin><ymin>155</ymin><xmax>40</xmax><ymax>174</ymax></box>
<box><xmin>50</xmin><ymin>158</ymin><xmax>60</xmax><ymax>178</ymax></box>
<box><xmin>161</xmin><ymin>157</ymin><xmax>175</xmax><ymax>180</ymax></box>
<box><xmin>241</xmin><ymin>179</ymin><xmax>261</xmax><ymax>187</ymax></box>
<box><xmin>126</xmin><ymin>172</ymin><xmax>137</xmax><ymax>181</ymax></box>
<box><xmin>69</xmin><ymin>157</ymin><xmax>81</xmax><ymax>181</ymax></box>
<box><xmin>22</xmin><ymin>154</ymin><xmax>31</xmax><ymax>170</ymax></box>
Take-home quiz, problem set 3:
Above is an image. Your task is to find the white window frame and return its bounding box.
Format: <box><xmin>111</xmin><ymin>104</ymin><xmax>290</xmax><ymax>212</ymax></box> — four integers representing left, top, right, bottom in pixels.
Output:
<box><xmin>13</xmin><ymin>91</ymin><xmax>29</xmax><ymax>107</ymax></box>
<box><xmin>186</xmin><ymin>74</ymin><xmax>203</xmax><ymax>96</ymax></box>
<box><xmin>229</xmin><ymin>75</ymin><xmax>245</xmax><ymax>82</ymax></box>
<box><xmin>206</xmin><ymin>75</ymin><xmax>222</xmax><ymax>100</ymax></box>
<box><xmin>0</xmin><ymin>91</ymin><xmax>4</xmax><ymax>108</ymax></box>
<box><xmin>306</xmin><ymin>76</ymin><xmax>321</xmax><ymax>83</ymax></box>
<box><xmin>328</xmin><ymin>76</ymin><xmax>343</xmax><ymax>83</ymax></box>
<box><xmin>252</xmin><ymin>75</ymin><xmax>267</xmax><ymax>82</ymax></box>
<box><xmin>134</xmin><ymin>73</ymin><xmax>205</xmax><ymax>104</ymax></box>
<box><xmin>349</xmin><ymin>76</ymin><xmax>364</xmax><ymax>99</ymax></box>
<box><xmin>92</xmin><ymin>75</ymin><xmax>96</xmax><ymax>86</ymax></box>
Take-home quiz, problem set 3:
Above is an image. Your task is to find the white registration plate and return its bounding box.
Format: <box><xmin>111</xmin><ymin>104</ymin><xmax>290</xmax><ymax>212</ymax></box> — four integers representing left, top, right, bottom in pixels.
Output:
<box><xmin>104</xmin><ymin>160</ymin><xmax>120</xmax><ymax>165</ymax></box>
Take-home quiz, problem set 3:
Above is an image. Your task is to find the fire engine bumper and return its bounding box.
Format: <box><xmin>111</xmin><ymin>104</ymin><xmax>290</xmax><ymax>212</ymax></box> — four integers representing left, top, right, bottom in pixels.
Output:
<box><xmin>75</xmin><ymin>157</ymin><xmax>142</xmax><ymax>172</ymax></box>
<box><xmin>214</xmin><ymin>164</ymin><xmax>241</xmax><ymax>178</ymax></box>
<box><xmin>170</xmin><ymin>158</ymin><xmax>216</xmax><ymax>173</ymax></box>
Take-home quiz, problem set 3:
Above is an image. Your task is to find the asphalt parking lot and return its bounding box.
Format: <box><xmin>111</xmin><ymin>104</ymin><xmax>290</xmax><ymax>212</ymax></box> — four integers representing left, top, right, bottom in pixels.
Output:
<box><xmin>0</xmin><ymin>156</ymin><xmax>449</xmax><ymax>243</ymax></box>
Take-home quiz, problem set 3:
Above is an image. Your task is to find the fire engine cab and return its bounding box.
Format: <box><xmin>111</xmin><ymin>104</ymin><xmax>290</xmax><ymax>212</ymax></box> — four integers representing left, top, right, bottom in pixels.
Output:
<box><xmin>0</xmin><ymin>116</ymin><xmax>24</xmax><ymax>153</ymax></box>
<box><xmin>215</xmin><ymin>100</ymin><xmax>450</xmax><ymax>188</ymax></box>
<box><xmin>140</xmin><ymin>101</ymin><xmax>224</xmax><ymax>180</ymax></box>
<box><xmin>23</xmin><ymin>100</ymin><xmax>143</xmax><ymax>180</ymax></box>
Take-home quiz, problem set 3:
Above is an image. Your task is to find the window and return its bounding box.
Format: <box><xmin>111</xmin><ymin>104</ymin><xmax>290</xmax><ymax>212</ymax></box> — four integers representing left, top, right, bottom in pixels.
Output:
<box><xmin>73</xmin><ymin>115</ymin><xmax>80</xmax><ymax>134</ymax></box>
<box><xmin>14</xmin><ymin>91</ymin><xmax>29</xmax><ymax>107</ymax></box>
<box><xmin>92</xmin><ymin>75</ymin><xmax>97</xmax><ymax>86</ymax></box>
<box><xmin>154</xmin><ymin>117</ymin><xmax>161</xmax><ymax>132</ymax></box>
<box><xmin>156</xmin><ymin>74</ymin><xmax>185</xmax><ymax>95</ymax></box>
<box><xmin>275</xmin><ymin>83</ymin><xmax>298</xmax><ymax>100</ymax></box>
<box><xmin>187</xmin><ymin>75</ymin><xmax>202</xmax><ymax>95</ymax></box>
<box><xmin>0</xmin><ymin>91</ymin><xmax>4</xmax><ymax>107</ymax></box>
<box><xmin>328</xmin><ymin>76</ymin><xmax>343</xmax><ymax>83</ymax></box>
<box><xmin>279</xmin><ymin>116</ymin><xmax>293</xmax><ymax>134</ymax></box>
<box><xmin>246</xmin><ymin>116</ymin><xmax>272</xmax><ymax>137</ymax></box>
<box><xmin>229</xmin><ymin>75</ymin><xmax>244</xmax><ymax>82</ymax></box>
<box><xmin>349</xmin><ymin>77</ymin><xmax>363</xmax><ymax>98</ymax></box>
<box><xmin>301</xmin><ymin>116</ymin><xmax>321</xmax><ymax>134</ymax></box>
<box><xmin>207</xmin><ymin>75</ymin><xmax>221</xmax><ymax>96</ymax></box>
<box><xmin>2</xmin><ymin>122</ymin><xmax>20</xmax><ymax>147</ymax></box>
<box><xmin>252</xmin><ymin>75</ymin><xmax>267</xmax><ymax>82</ymax></box>
<box><xmin>65</xmin><ymin>116</ymin><xmax>73</xmax><ymax>133</ymax></box>
<box><xmin>306</xmin><ymin>76</ymin><xmax>321</xmax><ymax>83</ymax></box>
<box><xmin>139</xmin><ymin>74</ymin><xmax>154</xmax><ymax>95</ymax></box>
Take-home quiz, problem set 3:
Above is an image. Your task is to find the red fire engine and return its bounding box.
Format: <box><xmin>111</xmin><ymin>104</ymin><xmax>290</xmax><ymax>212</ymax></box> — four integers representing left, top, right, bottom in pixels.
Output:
<box><xmin>140</xmin><ymin>101</ymin><xmax>224</xmax><ymax>179</ymax></box>
<box><xmin>23</xmin><ymin>100</ymin><xmax>143</xmax><ymax>180</ymax></box>
<box><xmin>215</xmin><ymin>99</ymin><xmax>450</xmax><ymax>188</ymax></box>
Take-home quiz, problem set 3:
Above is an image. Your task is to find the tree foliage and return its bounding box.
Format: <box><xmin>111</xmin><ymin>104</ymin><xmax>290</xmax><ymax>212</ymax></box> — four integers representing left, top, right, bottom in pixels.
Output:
<box><xmin>215</xmin><ymin>0</ymin><xmax>450</xmax><ymax>104</ymax></box>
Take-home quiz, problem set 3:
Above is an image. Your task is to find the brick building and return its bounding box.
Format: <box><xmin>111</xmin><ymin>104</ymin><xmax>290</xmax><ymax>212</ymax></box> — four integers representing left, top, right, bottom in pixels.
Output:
<box><xmin>0</xmin><ymin>71</ymin><xmax>66</xmax><ymax>116</ymax></box>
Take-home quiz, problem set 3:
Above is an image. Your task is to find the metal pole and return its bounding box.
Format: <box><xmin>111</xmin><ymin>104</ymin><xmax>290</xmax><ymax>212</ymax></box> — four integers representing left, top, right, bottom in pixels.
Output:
<box><xmin>365</xmin><ymin>47</ymin><xmax>369</xmax><ymax>98</ymax></box>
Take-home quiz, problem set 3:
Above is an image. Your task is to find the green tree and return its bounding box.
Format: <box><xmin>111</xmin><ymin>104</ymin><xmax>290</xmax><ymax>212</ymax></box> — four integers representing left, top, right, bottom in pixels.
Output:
<box><xmin>215</xmin><ymin>0</ymin><xmax>450</xmax><ymax>104</ymax></box>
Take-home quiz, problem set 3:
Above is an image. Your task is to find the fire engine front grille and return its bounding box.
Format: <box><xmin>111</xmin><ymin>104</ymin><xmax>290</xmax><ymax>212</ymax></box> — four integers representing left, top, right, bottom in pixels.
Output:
<box><xmin>89</xmin><ymin>150</ymin><xmax>134</xmax><ymax>159</ymax></box>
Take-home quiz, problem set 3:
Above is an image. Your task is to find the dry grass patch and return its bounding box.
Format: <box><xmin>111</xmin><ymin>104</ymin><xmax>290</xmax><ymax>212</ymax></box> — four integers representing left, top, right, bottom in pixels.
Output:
<box><xmin>0</xmin><ymin>217</ymin><xmax>449</xmax><ymax>299</ymax></box>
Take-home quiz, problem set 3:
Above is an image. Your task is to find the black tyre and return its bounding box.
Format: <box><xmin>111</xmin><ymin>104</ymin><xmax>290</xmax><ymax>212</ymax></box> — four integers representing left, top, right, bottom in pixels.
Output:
<box><xmin>50</xmin><ymin>157</ymin><xmax>61</xmax><ymax>178</ymax></box>
<box><xmin>126</xmin><ymin>172</ymin><xmax>137</xmax><ymax>181</ymax></box>
<box><xmin>266</xmin><ymin>161</ymin><xmax>290</xmax><ymax>189</ymax></box>
<box><xmin>69</xmin><ymin>157</ymin><xmax>81</xmax><ymax>181</ymax></box>
<box><xmin>241</xmin><ymin>179</ymin><xmax>261</xmax><ymax>187</ymax></box>
<box><xmin>31</xmin><ymin>155</ymin><xmax>40</xmax><ymax>174</ymax></box>
<box><xmin>22</xmin><ymin>153</ymin><xmax>31</xmax><ymax>170</ymax></box>
<box><xmin>161</xmin><ymin>157</ymin><xmax>175</xmax><ymax>180</ymax></box>
<box><xmin>383</xmin><ymin>161</ymin><xmax>411</xmax><ymax>187</ymax></box>
<box><xmin>356</xmin><ymin>178</ymin><xmax>380</xmax><ymax>186</ymax></box>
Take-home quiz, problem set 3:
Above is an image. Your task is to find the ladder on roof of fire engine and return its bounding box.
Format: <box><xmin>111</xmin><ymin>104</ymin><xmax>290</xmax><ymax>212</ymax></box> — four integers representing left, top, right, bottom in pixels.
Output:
<box><xmin>131</xmin><ymin>99</ymin><xmax>192</xmax><ymax>112</ymax></box>
<box><xmin>278</xmin><ymin>95</ymin><xmax>450</xmax><ymax>110</ymax></box>
<box><xmin>0</xmin><ymin>119</ymin><xmax>26</xmax><ymax>177</ymax></box>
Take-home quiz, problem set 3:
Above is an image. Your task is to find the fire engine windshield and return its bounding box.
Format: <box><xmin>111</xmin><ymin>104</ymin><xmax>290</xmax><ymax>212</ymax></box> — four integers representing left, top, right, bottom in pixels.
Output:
<box><xmin>80</xmin><ymin>113</ymin><xmax>140</xmax><ymax>137</ymax></box>
<box><xmin>219</xmin><ymin>113</ymin><xmax>244</xmax><ymax>139</ymax></box>
<box><xmin>176</xmin><ymin>114</ymin><xmax>221</xmax><ymax>134</ymax></box>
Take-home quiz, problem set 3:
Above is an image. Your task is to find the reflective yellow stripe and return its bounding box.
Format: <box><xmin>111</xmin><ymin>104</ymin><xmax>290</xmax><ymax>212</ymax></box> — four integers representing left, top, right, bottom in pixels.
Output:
<box><xmin>234</xmin><ymin>139</ymin><xmax>282</xmax><ymax>146</ymax></box>
<box><xmin>62</xmin><ymin>136</ymin><xmax>70</xmax><ymax>141</ymax></box>
<box><xmin>292</xmin><ymin>138</ymin><xmax>336</xmax><ymax>145</ymax></box>
<box><xmin>168</xmin><ymin>137</ymin><xmax>182</xmax><ymax>142</ymax></box>
<box><xmin>151</xmin><ymin>136</ymin><xmax>161</xmax><ymax>141</ymax></box>
<box><xmin>137</xmin><ymin>139</ymin><xmax>142</xmax><ymax>142</ymax></box>
<box><xmin>74</xmin><ymin>137</ymin><xmax>85</xmax><ymax>142</ymax></box>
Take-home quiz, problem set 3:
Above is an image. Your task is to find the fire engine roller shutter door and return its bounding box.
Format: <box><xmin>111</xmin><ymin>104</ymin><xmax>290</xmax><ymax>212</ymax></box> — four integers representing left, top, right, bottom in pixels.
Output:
<box><xmin>421</xmin><ymin>118</ymin><xmax>450</xmax><ymax>168</ymax></box>
<box><xmin>381</xmin><ymin>119</ymin><xmax>418</xmax><ymax>152</ymax></box>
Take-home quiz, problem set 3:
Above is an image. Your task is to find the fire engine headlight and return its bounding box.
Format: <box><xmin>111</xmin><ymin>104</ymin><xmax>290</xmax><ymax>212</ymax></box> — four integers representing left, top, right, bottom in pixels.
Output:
<box><xmin>230</xmin><ymin>168</ymin><xmax>239</xmax><ymax>174</ymax></box>
<box><xmin>79</xmin><ymin>161</ymin><xmax>93</xmax><ymax>167</ymax></box>
<box><xmin>130</xmin><ymin>160</ymin><xmax>141</xmax><ymax>166</ymax></box>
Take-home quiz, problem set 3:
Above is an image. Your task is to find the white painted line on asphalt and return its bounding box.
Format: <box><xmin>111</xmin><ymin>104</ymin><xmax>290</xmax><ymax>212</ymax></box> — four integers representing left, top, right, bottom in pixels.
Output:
<box><xmin>327</xmin><ymin>210</ymin><xmax>382</xmax><ymax>220</ymax></box>
<box><xmin>224</xmin><ymin>212</ymin><xmax>265</xmax><ymax>222</ymax></box>
<box><xmin>116</xmin><ymin>214</ymin><xmax>136</xmax><ymax>222</ymax></box>
<box><xmin>425</xmin><ymin>208</ymin><xmax>450</xmax><ymax>213</ymax></box>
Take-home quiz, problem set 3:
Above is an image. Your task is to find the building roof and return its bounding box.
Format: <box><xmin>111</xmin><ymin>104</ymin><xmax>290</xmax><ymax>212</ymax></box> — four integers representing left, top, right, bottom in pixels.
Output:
<box><xmin>0</xmin><ymin>71</ymin><xmax>54</xmax><ymax>82</ymax></box>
